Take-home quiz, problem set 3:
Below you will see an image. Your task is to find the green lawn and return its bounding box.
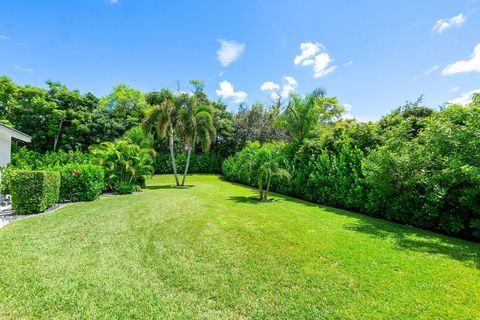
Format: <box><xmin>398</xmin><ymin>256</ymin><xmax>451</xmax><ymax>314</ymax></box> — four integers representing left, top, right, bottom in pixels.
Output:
<box><xmin>0</xmin><ymin>174</ymin><xmax>478</xmax><ymax>319</ymax></box>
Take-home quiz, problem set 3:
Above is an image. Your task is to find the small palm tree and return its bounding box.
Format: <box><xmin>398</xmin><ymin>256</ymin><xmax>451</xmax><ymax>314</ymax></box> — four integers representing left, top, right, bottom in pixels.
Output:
<box><xmin>242</xmin><ymin>142</ymin><xmax>290</xmax><ymax>201</ymax></box>
<box><xmin>89</xmin><ymin>140</ymin><xmax>155</xmax><ymax>190</ymax></box>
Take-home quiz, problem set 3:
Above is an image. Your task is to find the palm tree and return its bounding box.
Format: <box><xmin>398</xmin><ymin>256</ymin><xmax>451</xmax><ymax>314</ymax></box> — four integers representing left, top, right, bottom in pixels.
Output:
<box><xmin>178</xmin><ymin>103</ymin><xmax>216</xmax><ymax>186</ymax></box>
<box><xmin>281</xmin><ymin>88</ymin><xmax>343</xmax><ymax>142</ymax></box>
<box><xmin>89</xmin><ymin>140</ymin><xmax>155</xmax><ymax>190</ymax></box>
<box><xmin>142</xmin><ymin>90</ymin><xmax>181</xmax><ymax>186</ymax></box>
<box><xmin>242</xmin><ymin>142</ymin><xmax>290</xmax><ymax>201</ymax></box>
<box><xmin>143</xmin><ymin>88</ymin><xmax>215</xmax><ymax>187</ymax></box>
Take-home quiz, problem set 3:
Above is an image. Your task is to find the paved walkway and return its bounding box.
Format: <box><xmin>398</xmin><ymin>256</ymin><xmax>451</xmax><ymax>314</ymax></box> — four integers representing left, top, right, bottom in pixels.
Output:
<box><xmin>0</xmin><ymin>204</ymin><xmax>66</xmax><ymax>230</ymax></box>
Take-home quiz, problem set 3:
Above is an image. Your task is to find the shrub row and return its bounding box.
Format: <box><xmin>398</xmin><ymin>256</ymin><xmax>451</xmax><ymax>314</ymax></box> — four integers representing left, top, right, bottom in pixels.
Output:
<box><xmin>3</xmin><ymin>164</ymin><xmax>104</xmax><ymax>214</ymax></box>
<box><xmin>154</xmin><ymin>152</ymin><xmax>223</xmax><ymax>174</ymax></box>
<box><xmin>58</xmin><ymin>164</ymin><xmax>104</xmax><ymax>202</ymax></box>
<box><xmin>10</xmin><ymin>171</ymin><xmax>60</xmax><ymax>214</ymax></box>
<box><xmin>223</xmin><ymin>104</ymin><xmax>480</xmax><ymax>241</ymax></box>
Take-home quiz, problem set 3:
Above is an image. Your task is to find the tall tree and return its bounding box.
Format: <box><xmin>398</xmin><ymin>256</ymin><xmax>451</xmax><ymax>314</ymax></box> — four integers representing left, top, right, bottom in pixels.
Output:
<box><xmin>178</xmin><ymin>102</ymin><xmax>216</xmax><ymax>186</ymax></box>
<box><xmin>280</xmin><ymin>88</ymin><xmax>343</xmax><ymax>142</ymax></box>
<box><xmin>143</xmin><ymin>89</ymin><xmax>181</xmax><ymax>186</ymax></box>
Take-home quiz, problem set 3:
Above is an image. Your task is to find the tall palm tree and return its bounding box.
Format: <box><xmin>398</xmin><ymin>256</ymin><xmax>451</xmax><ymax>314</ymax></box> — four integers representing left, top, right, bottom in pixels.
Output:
<box><xmin>178</xmin><ymin>103</ymin><xmax>216</xmax><ymax>186</ymax></box>
<box><xmin>281</xmin><ymin>88</ymin><xmax>343</xmax><ymax>142</ymax></box>
<box><xmin>142</xmin><ymin>90</ymin><xmax>181</xmax><ymax>186</ymax></box>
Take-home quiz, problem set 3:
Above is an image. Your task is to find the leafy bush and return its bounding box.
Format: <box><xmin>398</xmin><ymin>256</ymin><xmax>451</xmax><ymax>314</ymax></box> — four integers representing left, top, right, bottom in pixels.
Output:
<box><xmin>58</xmin><ymin>164</ymin><xmax>105</xmax><ymax>202</ymax></box>
<box><xmin>115</xmin><ymin>182</ymin><xmax>140</xmax><ymax>194</ymax></box>
<box><xmin>90</xmin><ymin>140</ymin><xmax>155</xmax><ymax>190</ymax></box>
<box><xmin>363</xmin><ymin>103</ymin><xmax>480</xmax><ymax>239</ymax></box>
<box><xmin>10</xmin><ymin>147</ymin><xmax>92</xmax><ymax>170</ymax></box>
<box><xmin>155</xmin><ymin>152</ymin><xmax>223</xmax><ymax>174</ymax></box>
<box><xmin>0</xmin><ymin>166</ymin><xmax>15</xmax><ymax>195</ymax></box>
<box><xmin>224</xmin><ymin>102</ymin><xmax>480</xmax><ymax>240</ymax></box>
<box><xmin>10</xmin><ymin>171</ymin><xmax>60</xmax><ymax>214</ymax></box>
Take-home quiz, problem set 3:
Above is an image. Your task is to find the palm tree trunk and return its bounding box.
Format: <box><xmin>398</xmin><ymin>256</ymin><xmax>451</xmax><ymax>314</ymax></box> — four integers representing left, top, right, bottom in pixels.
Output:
<box><xmin>181</xmin><ymin>135</ymin><xmax>196</xmax><ymax>186</ymax></box>
<box><xmin>169</xmin><ymin>127</ymin><xmax>180</xmax><ymax>186</ymax></box>
<box><xmin>181</xmin><ymin>144</ymin><xmax>191</xmax><ymax>186</ymax></box>
<box><xmin>264</xmin><ymin>175</ymin><xmax>272</xmax><ymax>201</ymax></box>
<box><xmin>258</xmin><ymin>177</ymin><xmax>264</xmax><ymax>201</ymax></box>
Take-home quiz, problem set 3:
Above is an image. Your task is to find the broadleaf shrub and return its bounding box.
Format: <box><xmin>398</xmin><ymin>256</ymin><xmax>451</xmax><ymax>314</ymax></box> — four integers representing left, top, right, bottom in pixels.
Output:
<box><xmin>10</xmin><ymin>171</ymin><xmax>60</xmax><ymax>214</ymax></box>
<box><xmin>223</xmin><ymin>102</ymin><xmax>480</xmax><ymax>241</ymax></box>
<box><xmin>155</xmin><ymin>152</ymin><xmax>223</xmax><ymax>174</ymax></box>
<box><xmin>58</xmin><ymin>164</ymin><xmax>104</xmax><ymax>202</ymax></box>
<box><xmin>115</xmin><ymin>182</ymin><xmax>141</xmax><ymax>194</ymax></box>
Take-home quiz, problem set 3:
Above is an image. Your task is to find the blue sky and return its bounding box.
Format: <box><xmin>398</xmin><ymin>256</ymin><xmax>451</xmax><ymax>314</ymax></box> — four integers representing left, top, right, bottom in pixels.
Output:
<box><xmin>1</xmin><ymin>0</ymin><xmax>479</xmax><ymax>120</ymax></box>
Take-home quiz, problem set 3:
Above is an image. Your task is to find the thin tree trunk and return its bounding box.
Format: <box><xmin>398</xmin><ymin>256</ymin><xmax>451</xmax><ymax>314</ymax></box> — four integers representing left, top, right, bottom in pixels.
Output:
<box><xmin>181</xmin><ymin>134</ymin><xmax>196</xmax><ymax>186</ymax></box>
<box><xmin>264</xmin><ymin>175</ymin><xmax>272</xmax><ymax>201</ymax></box>
<box><xmin>169</xmin><ymin>127</ymin><xmax>180</xmax><ymax>186</ymax></box>
<box><xmin>53</xmin><ymin>118</ymin><xmax>63</xmax><ymax>151</ymax></box>
<box><xmin>258</xmin><ymin>177</ymin><xmax>264</xmax><ymax>201</ymax></box>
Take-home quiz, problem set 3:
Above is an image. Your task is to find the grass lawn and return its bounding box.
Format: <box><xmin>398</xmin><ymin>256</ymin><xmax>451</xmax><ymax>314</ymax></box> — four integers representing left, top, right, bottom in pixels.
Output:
<box><xmin>0</xmin><ymin>174</ymin><xmax>478</xmax><ymax>319</ymax></box>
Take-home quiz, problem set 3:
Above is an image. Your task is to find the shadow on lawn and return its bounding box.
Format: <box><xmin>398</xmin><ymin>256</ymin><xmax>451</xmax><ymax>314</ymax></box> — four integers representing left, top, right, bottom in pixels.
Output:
<box><xmin>272</xmin><ymin>194</ymin><xmax>480</xmax><ymax>268</ymax></box>
<box><xmin>145</xmin><ymin>185</ymin><xmax>195</xmax><ymax>190</ymax></box>
<box><xmin>227</xmin><ymin>196</ymin><xmax>279</xmax><ymax>204</ymax></box>
<box><xmin>220</xmin><ymin>178</ymin><xmax>480</xmax><ymax>268</ymax></box>
<box><xmin>344</xmin><ymin>221</ymin><xmax>480</xmax><ymax>269</ymax></box>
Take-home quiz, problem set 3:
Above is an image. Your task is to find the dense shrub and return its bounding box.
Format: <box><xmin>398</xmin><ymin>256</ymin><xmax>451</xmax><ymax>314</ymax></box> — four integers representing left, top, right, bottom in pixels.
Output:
<box><xmin>0</xmin><ymin>166</ymin><xmax>15</xmax><ymax>195</ymax></box>
<box><xmin>10</xmin><ymin>147</ymin><xmax>92</xmax><ymax>170</ymax></box>
<box><xmin>10</xmin><ymin>171</ymin><xmax>60</xmax><ymax>214</ymax></box>
<box><xmin>223</xmin><ymin>103</ymin><xmax>480</xmax><ymax>241</ymax></box>
<box><xmin>155</xmin><ymin>152</ymin><xmax>223</xmax><ymax>174</ymax></box>
<box><xmin>58</xmin><ymin>164</ymin><xmax>105</xmax><ymax>202</ymax></box>
<box><xmin>363</xmin><ymin>103</ymin><xmax>480</xmax><ymax>239</ymax></box>
<box><xmin>115</xmin><ymin>182</ymin><xmax>141</xmax><ymax>194</ymax></box>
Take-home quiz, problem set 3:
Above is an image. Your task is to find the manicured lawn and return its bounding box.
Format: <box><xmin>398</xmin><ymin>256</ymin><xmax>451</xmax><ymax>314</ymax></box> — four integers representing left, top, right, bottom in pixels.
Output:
<box><xmin>0</xmin><ymin>174</ymin><xmax>478</xmax><ymax>319</ymax></box>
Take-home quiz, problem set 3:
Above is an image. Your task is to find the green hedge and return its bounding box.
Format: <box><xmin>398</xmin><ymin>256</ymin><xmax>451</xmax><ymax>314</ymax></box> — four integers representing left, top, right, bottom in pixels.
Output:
<box><xmin>58</xmin><ymin>164</ymin><xmax>105</xmax><ymax>202</ymax></box>
<box><xmin>154</xmin><ymin>153</ymin><xmax>223</xmax><ymax>174</ymax></box>
<box><xmin>223</xmin><ymin>103</ymin><xmax>480</xmax><ymax>241</ymax></box>
<box><xmin>10</xmin><ymin>171</ymin><xmax>60</xmax><ymax>214</ymax></box>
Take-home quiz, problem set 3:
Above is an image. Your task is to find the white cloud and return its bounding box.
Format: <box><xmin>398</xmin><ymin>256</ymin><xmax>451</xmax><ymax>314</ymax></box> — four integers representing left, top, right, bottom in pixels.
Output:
<box><xmin>449</xmin><ymin>86</ymin><xmax>460</xmax><ymax>92</ymax></box>
<box><xmin>281</xmin><ymin>76</ymin><xmax>298</xmax><ymax>98</ymax></box>
<box><xmin>448</xmin><ymin>88</ymin><xmax>480</xmax><ymax>105</ymax></box>
<box><xmin>0</xmin><ymin>35</ymin><xmax>8</xmax><ymax>40</ymax></box>
<box><xmin>294</xmin><ymin>42</ymin><xmax>337</xmax><ymax>78</ymax></box>
<box><xmin>260</xmin><ymin>76</ymin><xmax>298</xmax><ymax>99</ymax></box>
<box><xmin>260</xmin><ymin>81</ymin><xmax>280</xmax><ymax>91</ymax></box>
<box><xmin>442</xmin><ymin>44</ymin><xmax>480</xmax><ymax>75</ymax></box>
<box><xmin>217</xmin><ymin>39</ymin><xmax>245</xmax><ymax>67</ymax></box>
<box><xmin>341</xmin><ymin>103</ymin><xmax>354</xmax><ymax>119</ymax></box>
<box><xmin>294</xmin><ymin>42</ymin><xmax>323</xmax><ymax>65</ymax></box>
<box><xmin>409</xmin><ymin>65</ymin><xmax>440</xmax><ymax>82</ymax></box>
<box><xmin>14</xmin><ymin>65</ymin><xmax>32</xmax><ymax>73</ymax></box>
<box><xmin>424</xmin><ymin>65</ymin><xmax>439</xmax><ymax>76</ymax></box>
<box><xmin>216</xmin><ymin>80</ymin><xmax>247</xmax><ymax>103</ymax></box>
<box><xmin>433</xmin><ymin>13</ymin><xmax>466</xmax><ymax>34</ymax></box>
<box><xmin>342</xmin><ymin>103</ymin><xmax>352</xmax><ymax>112</ymax></box>
<box><xmin>344</xmin><ymin>60</ymin><xmax>353</xmax><ymax>67</ymax></box>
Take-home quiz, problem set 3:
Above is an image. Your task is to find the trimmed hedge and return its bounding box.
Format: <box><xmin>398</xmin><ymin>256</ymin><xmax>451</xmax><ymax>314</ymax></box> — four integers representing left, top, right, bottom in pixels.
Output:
<box><xmin>154</xmin><ymin>153</ymin><xmax>223</xmax><ymax>174</ymax></box>
<box><xmin>58</xmin><ymin>164</ymin><xmax>105</xmax><ymax>202</ymax></box>
<box><xmin>10</xmin><ymin>171</ymin><xmax>60</xmax><ymax>214</ymax></box>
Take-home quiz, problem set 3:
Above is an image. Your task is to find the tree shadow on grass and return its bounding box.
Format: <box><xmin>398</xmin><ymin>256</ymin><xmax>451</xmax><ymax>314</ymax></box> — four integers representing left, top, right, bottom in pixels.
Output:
<box><xmin>227</xmin><ymin>196</ymin><xmax>280</xmax><ymax>204</ymax></box>
<box><xmin>220</xmin><ymin>178</ymin><xmax>480</xmax><ymax>268</ymax></box>
<box><xmin>343</xmin><ymin>221</ymin><xmax>480</xmax><ymax>269</ymax></box>
<box><xmin>145</xmin><ymin>185</ymin><xmax>195</xmax><ymax>190</ymax></box>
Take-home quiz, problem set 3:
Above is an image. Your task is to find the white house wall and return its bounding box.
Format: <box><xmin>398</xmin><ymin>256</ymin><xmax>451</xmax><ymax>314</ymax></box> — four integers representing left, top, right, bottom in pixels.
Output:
<box><xmin>0</xmin><ymin>132</ymin><xmax>11</xmax><ymax>168</ymax></box>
